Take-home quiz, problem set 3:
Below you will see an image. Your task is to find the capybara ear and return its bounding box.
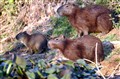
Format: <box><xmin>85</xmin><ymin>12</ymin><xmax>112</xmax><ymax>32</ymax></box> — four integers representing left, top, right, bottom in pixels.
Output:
<box><xmin>55</xmin><ymin>35</ymin><xmax>66</xmax><ymax>40</ymax></box>
<box><xmin>62</xmin><ymin>35</ymin><xmax>66</xmax><ymax>39</ymax></box>
<box><xmin>23</xmin><ymin>31</ymin><xmax>27</xmax><ymax>33</ymax></box>
<box><xmin>59</xmin><ymin>35</ymin><xmax>66</xmax><ymax>39</ymax></box>
<box><xmin>72</xmin><ymin>3</ymin><xmax>76</xmax><ymax>6</ymax></box>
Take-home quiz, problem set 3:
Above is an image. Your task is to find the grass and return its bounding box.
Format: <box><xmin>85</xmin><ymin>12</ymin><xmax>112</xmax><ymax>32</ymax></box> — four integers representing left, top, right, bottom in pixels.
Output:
<box><xmin>104</xmin><ymin>34</ymin><xmax>118</xmax><ymax>41</ymax></box>
<box><xmin>51</xmin><ymin>16</ymin><xmax>78</xmax><ymax>38</ymax></box>
<box><xmin>114</xmin><ymin>58</ymin><xmax>120</xmax><ymax>62</ymax></box>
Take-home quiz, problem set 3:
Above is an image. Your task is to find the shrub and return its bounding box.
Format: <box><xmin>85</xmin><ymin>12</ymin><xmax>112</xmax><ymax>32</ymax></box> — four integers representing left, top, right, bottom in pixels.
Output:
<box><xmin>0</xmin><ymin>54</ymin><xmax>99</xmax><ymax>79</ymax></box>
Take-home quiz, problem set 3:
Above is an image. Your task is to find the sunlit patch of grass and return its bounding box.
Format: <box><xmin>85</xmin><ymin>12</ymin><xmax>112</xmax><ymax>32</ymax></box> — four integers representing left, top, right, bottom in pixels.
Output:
<box><xmin>0</xmin><ymin>34</ymin><xmax>9</xmax><ymax>39</ymax></box>
<box><xmin>114</xmin><ymin>58</ymin><xmax>120</xmax><ymax>62</ymax></box>
<box><xmin>104</xmin><ymin>34</ymin><xmax>118</xmax><ymax>41</ymax></box>
<box><xmin>112</xmin><ymin>48</ymin><xmax>120</xmax><ymax>54</ymax></box>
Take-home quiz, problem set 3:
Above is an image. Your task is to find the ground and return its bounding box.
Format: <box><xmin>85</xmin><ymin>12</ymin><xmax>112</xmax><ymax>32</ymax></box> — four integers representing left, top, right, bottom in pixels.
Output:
<box><xmin>3</xmin><ymin>28</ymin><xmax>120</xmax><ymax>79</ymax></box>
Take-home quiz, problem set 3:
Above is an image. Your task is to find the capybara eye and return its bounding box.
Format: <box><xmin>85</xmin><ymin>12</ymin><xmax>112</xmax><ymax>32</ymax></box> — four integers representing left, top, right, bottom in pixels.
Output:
<box><xmin>61</xmin><ymin>2</ymin><xmax>64</xmax><ymax>5</ymax></box>
<box><xmin>55</xmin><ymin>38</ymin><xmax>58</xmax><ymax>40</ymax></box>
<box><xmin>66</xmin><ymin>5</ymin><xmax>68</xmax><ymax>7</ymax></box>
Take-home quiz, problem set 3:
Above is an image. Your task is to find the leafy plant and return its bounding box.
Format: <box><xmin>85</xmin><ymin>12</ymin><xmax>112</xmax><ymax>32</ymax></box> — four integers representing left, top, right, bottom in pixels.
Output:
<box><xmin>0</xmin><ymin>57</ymin><xmax>27</xmax><ymax>79</ymax></box>
<box><xmin>0</xmin><ymin>54</ymin><xmax>100</xmax><ymax>79</ymax></box>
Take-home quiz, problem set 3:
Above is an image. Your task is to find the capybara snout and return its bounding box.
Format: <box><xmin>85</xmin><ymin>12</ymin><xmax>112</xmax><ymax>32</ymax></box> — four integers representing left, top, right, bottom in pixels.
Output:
<box><xmin>16</xmin><ymin>31</ymin><xmax>28</xmax><ymax>41</ymax></box>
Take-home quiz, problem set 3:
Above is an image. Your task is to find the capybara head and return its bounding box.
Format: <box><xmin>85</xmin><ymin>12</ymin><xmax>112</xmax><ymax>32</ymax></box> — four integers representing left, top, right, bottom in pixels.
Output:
<box><xmin>16</xmin><ymin>31</ymin><xmax>29</xmax><ymax>42</ymax></box>
<box><xmin>48</xmin><ymin>38</ymin><xmax>65</xmax><ymax>50</ymax></box>
<box><xmin>48</xmin><ymin>35</ymin><xmax>66</xmax><ymax>49</ymax></box>
<box><xmin>57</xmin><ymin>3</ymin><xmax>77</xmax><ymax>16</ymax></box>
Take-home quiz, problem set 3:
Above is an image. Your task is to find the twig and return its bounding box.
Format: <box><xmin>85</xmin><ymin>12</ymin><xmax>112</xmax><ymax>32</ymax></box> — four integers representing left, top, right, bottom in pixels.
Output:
<box><xmin>83</xmin><ymin>58</ymin><xmax>96</xmax><ymax>66</ymax></box>
<box><xmin>84</xmin><ymin>43</ymin><xmax>106</xmax><ymax>79</ymax></box>
<box><xmin>108</xmin><ymin>62</ymin><xmax>120</xmax><ymax>79</ymax></box>
<box><xmin>95</xmin><ymin>43</ymin><xmax>106</xmax><ymax>79</ymax></box>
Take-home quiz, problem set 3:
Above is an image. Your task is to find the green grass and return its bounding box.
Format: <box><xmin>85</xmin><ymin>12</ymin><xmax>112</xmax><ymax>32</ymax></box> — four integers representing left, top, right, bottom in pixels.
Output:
<box><xmin>104</xmin><ymin>34</ymin><xmax>118</xmax><ymax>41</ymax></box>
<box><xmin>51</xmin><ymin>17</ymin><xmax>78</xmax><ymax>38</ymax></box>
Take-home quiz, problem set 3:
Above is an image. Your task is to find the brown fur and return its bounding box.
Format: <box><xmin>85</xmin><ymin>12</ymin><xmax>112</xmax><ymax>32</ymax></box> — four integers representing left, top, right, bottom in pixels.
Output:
<box><xmin>16</xmin><ymin>31</ymin><xmax>48</xmax><ymax>54</ymax></box>
<box><xmin>57</xmin><ymin>3</ymin><xmax>113</xmax><ymax>36</ymax></box>
<box><xmin>48</xmin><ymin>35</ymin><xmax>104</xmax><ymax>62</ymax></box>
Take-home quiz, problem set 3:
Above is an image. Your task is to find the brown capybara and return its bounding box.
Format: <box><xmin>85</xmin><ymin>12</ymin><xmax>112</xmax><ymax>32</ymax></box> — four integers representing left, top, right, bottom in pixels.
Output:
<box><xmin>57</xmin><ymin>3</ymin><xmax>113</xmax><ymax>36</ymax></box>
<box><xmin>15</xmin><ymin>31</ymin><xmax>48</xmax><ymax>54</ymax></box>
<box><xmin>48</xmin><ymin>35</ymin><xmax>104</xmax><ymax>62</ymax></box>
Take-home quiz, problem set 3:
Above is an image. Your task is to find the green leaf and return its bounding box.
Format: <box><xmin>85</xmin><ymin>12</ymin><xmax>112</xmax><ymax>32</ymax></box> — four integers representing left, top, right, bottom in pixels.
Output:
<box><xmin>3</xmin><ymin>60</ymin><xmax>12</xmax><ymax>72</ymax></box>
<box><xmin>61</xmin><ymin>71</ymin><xmax>71</xmax><ymax>79</ymax></box>
<box><xmin>15</xmin><ymin>55</ymin><xmax>26</xmax><ymax>69</ymax></box>
<box><xmin>45</xmin><ymin>67</ymin><xmax>56</xmax><ymax>74</ymax></box>
<box><xmin>26</xmin><ymin>71</ymin><xmax>35</xmax><ymax>79</ymax></box>
<box><xmin>8</xmin><ymin>0</ymin><xmax>14</xmax><ymax>4</ymax></box>
<box><xmin>17</xmin><ymin>66</ymin><xmax>24</xmax><ymax>76</ymax></box>
<box><xmin>83</xmin><ymin>72</ymin><xmax>90</xmax><ymax>76</ymax></box>
<box><xmin>76</xmin><ymin>59</ymin><xmax>86</xmax><ymax>66</ymax></box>
<box><xmin>64</xmin><ymin>60</ymin><xmax>74</xmax><ymax>68</ymax></box>
<box><xmin>89</xmin><ymin>76</ymin><xmax>96</xmax><ymax>79</ymax></box>
<box><xmin>38</xmin><ymin>59</ymin><xmax>46</xmax><ymax>69</ymax></box>
<box><xmin>47</xmin><ymin>74</ymin><xmax>58</xmax><ymax>79</ymax></box>
<box><xmin>85</xmin><ymin>64</ymin><xmax>92</xmax><ymax>70</ymax></box>
<box><xmin>30</xmin><ymin>59</ymin><xmax>35</xmax><ymax>65</ymax></box>
<box><xmin>6</xmin><ymin>63</ymin><xmax>13</xmax><ymax>74</ymax></box>
<box><xmin>37</xmin><ymin>71</ymin><xmax>45</xmax><ymax>79</ymax></box>
<box><xmin>0</xmin><ymin>70</ymin><xmax>3</xmax><ymax>77</ymax></box>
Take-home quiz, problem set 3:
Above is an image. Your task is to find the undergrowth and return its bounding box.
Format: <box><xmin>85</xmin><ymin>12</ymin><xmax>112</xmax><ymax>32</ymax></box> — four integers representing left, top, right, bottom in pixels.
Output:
<box><xmin>0</xmin><ymin>54</ymin><xmax>99</xmax><ymax>79</ymax></box>
<box><xmin>51</xmin><ymin>17</ymin><xmax>78</xmax><ymax>38</ymax></box>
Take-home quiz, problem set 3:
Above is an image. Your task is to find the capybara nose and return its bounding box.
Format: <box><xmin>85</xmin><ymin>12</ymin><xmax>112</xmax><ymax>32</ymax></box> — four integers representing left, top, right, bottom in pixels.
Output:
<box><xmin>57</xmin><ymin>6</ymin><xmax>63</xmax><ymax>16</ymax></box>
<box><xmin>15</xmin><ymin>34</ymin><xmax>19</xmax><ymax>40</ymax></box>
<box><xmin>57</xmin><ymin>7</ymin><xmax>60</xmax><ymax>14</ymax></box>
<box><xmin>48</xmin><ymin>41</ymin><xmax>52</xmax><ymax>49</ymax></box>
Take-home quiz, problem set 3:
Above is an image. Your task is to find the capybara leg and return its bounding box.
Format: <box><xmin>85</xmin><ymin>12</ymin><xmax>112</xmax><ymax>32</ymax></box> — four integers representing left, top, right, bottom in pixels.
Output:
<box><xmin>78</xmin><ymin>30</ymin><xmax>83</xmax><ymax>37</ymax></box>
<box><xmin>26</xmin><ymin>47</ymin><xmax>34</xmax><ymax>54</ymax></box>
<box><xmin>97</xmin><ymin>13</ymin><xmax>113</xmax><ymax>34</ymax></box>
<box><xmin>25</xmin><ymin>47</ymin><xmax>30</xmax><ymax>53</ymax></box>
<box><xmin>81</xmin><ymin>26</ymin><xmax>89</xmax><ymax>36</ymax></box>
<box><xmin>38</xmin><ymin>49</ymin><xmax>44</xmax><ymax>54</ymax></box>
<box><xmin>83</xmin><ymin>30</ymin><xmax>88</xmax><ymax>35</ymax></box>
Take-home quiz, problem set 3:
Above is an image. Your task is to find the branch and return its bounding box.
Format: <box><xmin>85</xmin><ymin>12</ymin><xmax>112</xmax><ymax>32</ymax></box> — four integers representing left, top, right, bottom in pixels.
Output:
<box><xmin>95</xmin><ymin>43</ymin><xmax>106</xmax><ymax>79</ymax></box>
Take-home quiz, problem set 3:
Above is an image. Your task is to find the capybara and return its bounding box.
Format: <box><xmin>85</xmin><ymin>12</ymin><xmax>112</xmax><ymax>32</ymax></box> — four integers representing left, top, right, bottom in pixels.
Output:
<box><xmin>48</xmin><ymin>35</ymin><xmax>104</xmax><ymax>62</ymax></box>
<box><xmin>16</xmin><ymin>31</ymin><xmax>48</xmax><ymax>54</ymax></box>
<box><xmin>57</xmin><ymin>3</ymin><xmax>113</xmax><ymax>36</ymax></box>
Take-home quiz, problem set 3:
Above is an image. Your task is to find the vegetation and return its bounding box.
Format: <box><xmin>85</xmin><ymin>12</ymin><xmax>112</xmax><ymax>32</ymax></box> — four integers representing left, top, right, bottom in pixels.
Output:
<box><xmin>0</xmin><ymin>55</ymin><xmax>99</xmax><ymax>79</ymax></box>
<box><xmin>51</xmin><ymin>17</ymin><xmax>77</xmax><ymax>38</ymax></box>
<box><xmin>0</xmin><ymin>0</ymin><xmax>120</xmax><ymax>79</ymax></box>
